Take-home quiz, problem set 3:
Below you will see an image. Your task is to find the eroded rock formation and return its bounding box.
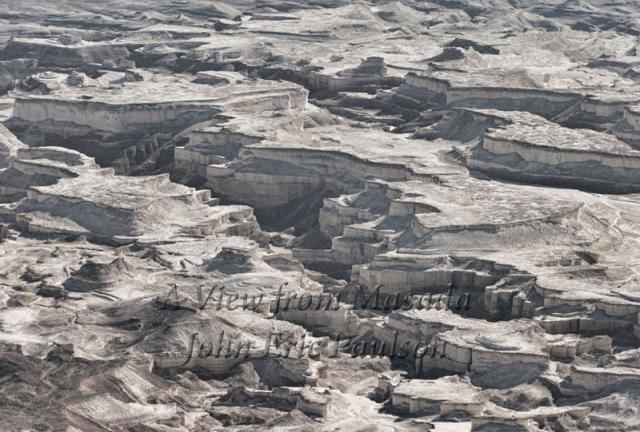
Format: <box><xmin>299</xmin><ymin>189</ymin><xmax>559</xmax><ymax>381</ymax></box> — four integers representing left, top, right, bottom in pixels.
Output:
<box><xmin>2</xmin><ymin>1</ymin><xmax>640</xmax><ymax>431</ymax></box>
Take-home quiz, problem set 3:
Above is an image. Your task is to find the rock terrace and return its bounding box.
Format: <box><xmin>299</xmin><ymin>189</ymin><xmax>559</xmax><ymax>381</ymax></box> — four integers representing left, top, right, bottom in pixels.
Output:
<box><xmin>2</xmin><ymin>1</ymin><xmax>640</xmax><ymax>432</ymax></box>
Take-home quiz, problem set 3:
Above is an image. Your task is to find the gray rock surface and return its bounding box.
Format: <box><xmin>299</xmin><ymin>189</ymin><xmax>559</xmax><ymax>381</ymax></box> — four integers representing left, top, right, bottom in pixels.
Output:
<box><xmin>2</xmin><ymin>1</ymin><xmax>640</xmax><ymax>431</ymax></box>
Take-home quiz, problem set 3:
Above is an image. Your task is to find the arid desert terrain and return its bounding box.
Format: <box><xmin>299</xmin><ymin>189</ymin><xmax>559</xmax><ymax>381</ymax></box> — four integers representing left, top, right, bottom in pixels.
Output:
<box><xmin>1</xmin><ymin>1</ymin><xmax>640</xmax><ymax>431</ymax></box>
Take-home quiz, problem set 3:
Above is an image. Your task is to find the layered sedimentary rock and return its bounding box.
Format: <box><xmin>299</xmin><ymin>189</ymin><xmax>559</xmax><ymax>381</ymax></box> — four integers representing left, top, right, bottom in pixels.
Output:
<box><xmin>309</xmin><ymin>57</ymin><xmax>402</xmax><ymax>92</ymax></box>
<box><xmin>404</xmin><ymin>71</ymin><xmax>584</xmax><ymax>119</ymax></box>
<box><xmin>3</xmin><ymin>0</ymin><xmax>640</xmax><ymax>431</ymax></box>
<box><xmin>0</xmin><ymin>135</ymin><xmax>351</xmax><ymax>431</ymax></box>
<box><xmin>174</xmin><ymin>94</ymin><xmax>640</xmax><ymax>338</ymax></box>
<box><xmin>0</xmin><ymin>58</ymin><xmax>39</xmax><ymax>94</ymax></box>
<box><xmin>168</xmin><ymin>89</ymin><xmax>640</xmax><ymax>431</ymax></box>
<box><xmin>613</xmin><ymin>104</ymin><xmax>640</xmax><ymax>145</ymax></box>
<box><xmin>0</xmin><ymin>123</ymin><xmax>26</xmax><ymax>168</ymax></box>
<box><xmin>401</xmin><ymin>55</ymin><xmax>640</xmax><ymax>128</ymax></box>
<box><xmin>388</xmin><ymin>375</ymin><xmax>487</xmax><ymax>416</ymax></box>
<box><xmin>7</xmin><ymin>72</ymin><xmax>307</xmax><ymax>173</ymax></box>
<box><xmin>0</xmin><ymin>38</ymin><xmax>130</xmax><ymax>68</ymax></box>
<box><xmin>0</xmin><ymin>145</ymin><xmax>260</xmax><ymax>245</ymax></box>
<box><xmin>464</xmin><ymin>109</ymin><xmax>640</xmax><ymax>193</ymax></box>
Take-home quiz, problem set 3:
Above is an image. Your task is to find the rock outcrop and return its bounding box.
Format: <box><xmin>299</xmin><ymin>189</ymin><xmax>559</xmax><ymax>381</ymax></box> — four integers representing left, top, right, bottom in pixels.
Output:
<box><xmin>2</xmin><ymin>1</ymin><xmax>640</xmax><ymax>431</ymax></box>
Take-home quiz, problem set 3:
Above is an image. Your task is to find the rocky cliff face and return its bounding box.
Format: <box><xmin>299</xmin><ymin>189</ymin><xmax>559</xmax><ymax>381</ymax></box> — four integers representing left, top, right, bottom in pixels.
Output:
<box><xmin>2</xmin><ymin>1</ymin><xmax>640</xmax><ymax>431</ymax></box>
<box><xmin>6</xmin><ymin>73</ymin><xmax>308</xmax><ymax>174</ymax></box>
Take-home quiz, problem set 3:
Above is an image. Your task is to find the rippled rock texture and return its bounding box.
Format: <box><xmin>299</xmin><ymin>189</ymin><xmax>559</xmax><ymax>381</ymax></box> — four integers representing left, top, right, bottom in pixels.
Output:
<box><xmin>2</xmin><ymin>1</ymin><xmax>640</xmax><ymax>431</ymax></box>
